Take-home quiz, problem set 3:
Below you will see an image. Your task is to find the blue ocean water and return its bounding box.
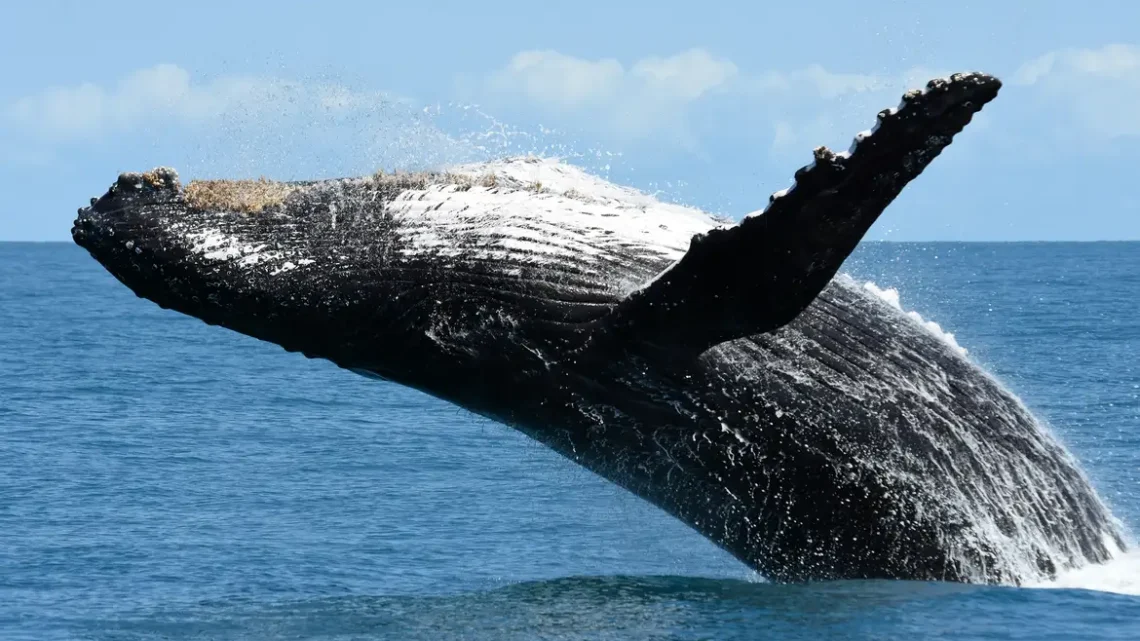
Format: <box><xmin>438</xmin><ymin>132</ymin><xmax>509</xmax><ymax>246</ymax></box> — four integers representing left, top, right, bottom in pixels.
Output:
<box><xmin>1</xmin><ymin>241</ymin><xmax>1138</xmax><ymax>640</ymax></box>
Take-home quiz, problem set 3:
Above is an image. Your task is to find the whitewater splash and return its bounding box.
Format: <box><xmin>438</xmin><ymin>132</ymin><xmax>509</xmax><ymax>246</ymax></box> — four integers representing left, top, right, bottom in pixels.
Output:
<box><xmin>861</xmin><ymin>280</ymin><xmax>968</xmax><ymax>357</ymax></box>
<box><xmin>857</xmin><ymin>279</ymin><xmax>1136</xmax><ymax>590</ymax></box>
<box><xmin>735</xmin><ymin>550</ymin><xmax>1140</xmax><ymax>596</ymax></box>
<box><xmin>1032</xmin><ymin>540</ymin><xmax>1140</xmax><ymax>596</ymax></box>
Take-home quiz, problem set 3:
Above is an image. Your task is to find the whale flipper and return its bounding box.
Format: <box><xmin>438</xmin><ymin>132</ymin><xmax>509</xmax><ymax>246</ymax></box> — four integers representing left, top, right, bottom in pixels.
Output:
<box><xmin>597</xmin><ymin>73</ymin><xmax>1002</xmax><ymax>355</ymax></box>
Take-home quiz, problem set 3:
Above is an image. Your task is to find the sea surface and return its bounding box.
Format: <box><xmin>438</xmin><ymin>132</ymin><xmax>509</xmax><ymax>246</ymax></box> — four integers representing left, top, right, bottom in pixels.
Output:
<box><xmin>1</xmin><ymin>241</ymin><xmax>1138</xmax><ymax>640</ymax></box>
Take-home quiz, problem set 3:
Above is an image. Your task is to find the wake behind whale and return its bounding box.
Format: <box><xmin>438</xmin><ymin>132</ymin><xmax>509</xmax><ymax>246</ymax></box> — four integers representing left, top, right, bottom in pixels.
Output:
<box><xmin>70</xmin><ymin>72</ymin><xmax>1128</xmax><ymax>584</ymax></box>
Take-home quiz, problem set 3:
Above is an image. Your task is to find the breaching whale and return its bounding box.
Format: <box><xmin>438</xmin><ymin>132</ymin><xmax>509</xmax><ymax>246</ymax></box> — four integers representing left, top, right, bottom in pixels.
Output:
<box><xmin>72</xmin><ymin>72</ymin><xmax>1128</xmax><ymax>584</ymax></box>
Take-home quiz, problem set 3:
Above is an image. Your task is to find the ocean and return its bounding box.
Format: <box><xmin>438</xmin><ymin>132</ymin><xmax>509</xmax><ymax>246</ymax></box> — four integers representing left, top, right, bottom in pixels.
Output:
<box><xmin>1</xmin><ymin>241</ymin><xmax>1137</xmax><ymax>640</ymax></box>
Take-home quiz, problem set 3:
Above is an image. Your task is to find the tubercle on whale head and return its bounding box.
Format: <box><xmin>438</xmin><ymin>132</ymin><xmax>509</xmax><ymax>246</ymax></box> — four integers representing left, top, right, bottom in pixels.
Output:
<box><xmin>76</xmin><ymin>166</ymin><xmax>181</xmax><ymax>222</ymax></box>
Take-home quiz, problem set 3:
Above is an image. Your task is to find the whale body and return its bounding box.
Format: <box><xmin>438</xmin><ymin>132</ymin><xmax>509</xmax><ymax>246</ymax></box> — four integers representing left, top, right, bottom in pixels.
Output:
<box><xmin>71</xmin><ymin>72</ymin><xmax>1128</xmax><ymax>584</ymax></box>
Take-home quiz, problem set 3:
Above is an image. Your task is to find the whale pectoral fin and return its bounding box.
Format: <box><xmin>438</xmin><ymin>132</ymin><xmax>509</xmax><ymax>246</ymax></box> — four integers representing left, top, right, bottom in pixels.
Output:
<box><xmin>599</xmin><ymin>72</ymin><xmax>1002</xmax><ymax>354</ymax></box>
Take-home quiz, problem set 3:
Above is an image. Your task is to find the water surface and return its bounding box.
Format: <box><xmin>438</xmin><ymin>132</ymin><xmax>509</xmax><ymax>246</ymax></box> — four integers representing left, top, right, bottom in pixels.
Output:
<box><xmin>2</xmin><ymin>242</ymin><xmax>1137</xmax><ymax>640</ymax></box>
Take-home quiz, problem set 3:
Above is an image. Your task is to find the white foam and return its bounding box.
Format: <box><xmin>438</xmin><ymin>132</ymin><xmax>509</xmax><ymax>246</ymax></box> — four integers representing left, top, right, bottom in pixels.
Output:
<box><xmin>861</xmin><ymin>281</ymin><xmax>968</xmax><ymax>357</ymax></box>
<box><xmin>1027</xmin><ymin>537</ymin><xmax>1140</xmax><ymax>597</ymax></box>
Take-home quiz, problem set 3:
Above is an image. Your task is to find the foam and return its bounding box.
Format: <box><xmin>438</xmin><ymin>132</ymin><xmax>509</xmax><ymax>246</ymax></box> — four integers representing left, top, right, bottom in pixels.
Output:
<box><xmin>861</xmin><ymin>281</ymin><xmax>968</xmax><ymax>357</ymax></box>
<box><xmin>1027</xmin><ymin>537</ymin><xmax>1140</xmax><ymax>597</ymax></box>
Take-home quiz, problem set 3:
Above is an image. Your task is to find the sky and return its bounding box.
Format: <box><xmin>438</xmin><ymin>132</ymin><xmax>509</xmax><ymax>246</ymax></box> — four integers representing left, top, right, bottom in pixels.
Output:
<box><xmin>1</xmin><ymin>0</ymin><xmax>1138</xmax><ymax>241</ymax></box>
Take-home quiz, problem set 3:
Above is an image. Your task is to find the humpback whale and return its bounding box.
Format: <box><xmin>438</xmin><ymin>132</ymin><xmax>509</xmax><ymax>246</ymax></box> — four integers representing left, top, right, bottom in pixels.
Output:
<box><xmin>71</xmin><ymin>72</ymin><xmax>1128</xmax><ymax>584</ymax></box>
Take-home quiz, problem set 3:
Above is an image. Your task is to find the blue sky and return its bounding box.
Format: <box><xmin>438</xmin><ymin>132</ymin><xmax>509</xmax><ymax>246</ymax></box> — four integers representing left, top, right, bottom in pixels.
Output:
<box><xmin>2</xmin><ymin>0</ymin><xmax>1138</xmax><ymax>241</ymax></box>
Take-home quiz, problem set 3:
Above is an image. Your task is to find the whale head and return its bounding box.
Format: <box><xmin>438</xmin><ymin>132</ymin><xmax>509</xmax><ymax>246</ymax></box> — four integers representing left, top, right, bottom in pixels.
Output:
<box><xmin>73</xmin><ymin>167</ymin><xmax>493</xmax><ymax>397</ymax></box>
<box><xmin>69</xmin><ymin>159</ymin><xmax>713</xmax><ymax>409</ymax></box>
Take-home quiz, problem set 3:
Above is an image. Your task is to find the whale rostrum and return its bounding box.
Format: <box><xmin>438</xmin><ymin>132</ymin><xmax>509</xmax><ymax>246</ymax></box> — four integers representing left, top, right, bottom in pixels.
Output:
<box><xmin>72</xmin><ymin>72</ymin><xmax>1129</xmax><ymax>584</ymax></box>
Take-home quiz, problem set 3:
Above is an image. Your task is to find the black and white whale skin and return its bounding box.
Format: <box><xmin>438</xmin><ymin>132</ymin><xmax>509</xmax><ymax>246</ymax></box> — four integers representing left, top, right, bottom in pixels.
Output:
<box><xmin>72</xmin><ymin>72</ymin><xmax>1127</xmax><ymax>585</ymax></box>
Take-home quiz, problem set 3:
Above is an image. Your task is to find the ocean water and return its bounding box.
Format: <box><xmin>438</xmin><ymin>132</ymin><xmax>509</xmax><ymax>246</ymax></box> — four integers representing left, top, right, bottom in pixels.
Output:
<box><xmin>1</xmin><ymin>241</ymin><xmax>1138</xmax><ymax>640</ymax></box>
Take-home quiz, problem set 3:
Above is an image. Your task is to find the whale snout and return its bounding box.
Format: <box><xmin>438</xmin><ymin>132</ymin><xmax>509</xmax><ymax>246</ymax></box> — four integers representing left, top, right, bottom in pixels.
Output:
<box><xmin>73</xmin><ymin>166</ymin><xmax>182</xmax><ymax>241</ymax></box>
<box><xmin>70</xmin><ymin>166</ymin><xmax>434</xmax><ymax>371</ymax></box>
<box><xmin>72</xmin><ymin>168</ymin><xmax>191</xmax><ymax>297</ymax></box>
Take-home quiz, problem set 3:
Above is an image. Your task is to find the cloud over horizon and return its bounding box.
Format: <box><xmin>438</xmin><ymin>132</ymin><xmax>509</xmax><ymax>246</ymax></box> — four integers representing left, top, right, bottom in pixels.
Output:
<box><xmin>1014</xmin><ymin>44</ymin><xmax>1140</xmax><ymax>139</ymax></box>
<box><xmin>480</xmin><ymin>48</ymin><xmax>739</xmax><ymax>144</ymax></box>
<box><xmin>3</xmin><ymin>65</ymin><xmax>286</xmax><ymax>143</ymax></box>
<box><xmin>5</xmin><ymin>45</ymin><xmax>1138</xmax><ymax>170</ymax></box>
<box><xmin>0</xmin><ymin>65</ymin><xmax>496</xmax><ymax>178</ymax></box>
<box><xmin>477</xmin><ymin>49</ymin><xmax>975</xmax><ymax>157</ymax></box>
<box><xmin>7</xmin><ymin>53</ymin><xmax>928</xmax><ymax>170</ymax></box>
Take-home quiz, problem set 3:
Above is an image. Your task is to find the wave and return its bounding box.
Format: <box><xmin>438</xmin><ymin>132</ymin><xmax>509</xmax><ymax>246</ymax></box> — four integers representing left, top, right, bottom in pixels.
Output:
<box><xmin>80</xmin><ymin>574</ymin><xmax>1138</xmax><ymax>641</ymax></box>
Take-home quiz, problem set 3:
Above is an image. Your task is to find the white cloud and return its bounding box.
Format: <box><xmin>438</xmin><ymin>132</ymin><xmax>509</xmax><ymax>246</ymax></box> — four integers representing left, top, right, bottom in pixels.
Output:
<box><xmin>751</xmin><ymin>65</ymin><xmax>963</xmax><ymax>158</ymax></box>
<box><xmin>629</xmin><ymin>49</ymin><xmax>739</xmax><ymax>101</ymax></box>
<box><xmin>3</xmin><ymin>64</ymin><xmax>284</xmax><ymax>142</ymax></box>
<box><xmin>489</xmin><ymin>48</ymin><xmax>737</xmax><ymax>108</ymax></box>
<box><xmin>482</xmin><ymin>48</ymin><xmax>739</xmax><ymax>141</ymax></box>
<box><xmin>0</xmin><ymin>65</ymin><xmax>499</xmax><ymax>177</ymax></box>
<box><xmin>10</xmin><ymin>51</ymin><xmax>1086</xmax><ymax>177</ymax></box>
<box><xmin>487</xmin><ymin>49</ymin><xmax>886</xmax><ymax>113</ymax></box>
<box><xmin>1014</xmin><ymin>44</ymin><xmax>1140</xmax><ymax>138</ymax></box>
<box><xmin>487</xmin><ymin>50</ymin><xmax>625</xmax><ymax>109</ymax></box>
<box><xmin>1015</xmin><ymin>44</ymin><xmax>1140</xmax><ymax>85</ymax></box>
<box><xmin>6</xmin><ymin>56</ymin><xmax>976</xmax><ymax>165</ymax></box>
<box><xmin>749</xmin><ymin>64</ymin><xmax>887</xmax><ymax>99</ymax></box>
<box><xmin>481</xmin><ymin>48</ymin><xmax>962</xmax><ymax>150</ymax></box>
